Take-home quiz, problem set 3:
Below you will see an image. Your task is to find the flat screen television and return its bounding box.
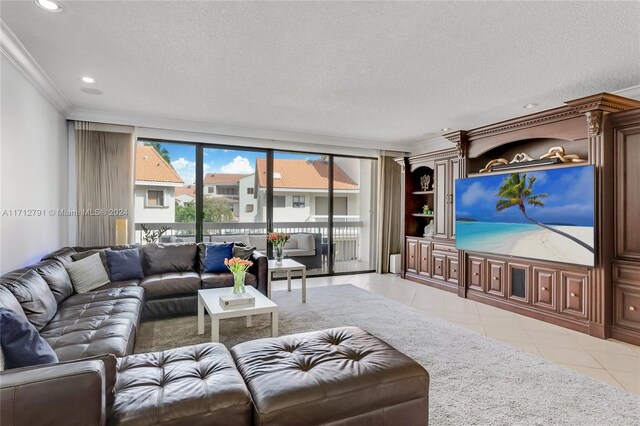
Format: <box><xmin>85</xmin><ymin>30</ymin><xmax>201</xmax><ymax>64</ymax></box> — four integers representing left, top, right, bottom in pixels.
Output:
<box><xmin>455</xmin><ymin>165</ymin><xmax>595</xmax><ymax>267</ymax></box>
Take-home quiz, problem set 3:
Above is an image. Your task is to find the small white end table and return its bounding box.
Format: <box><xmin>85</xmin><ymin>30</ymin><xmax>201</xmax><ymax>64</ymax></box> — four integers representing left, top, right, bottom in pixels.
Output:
<box><xmin>267</xmin><ymin>259</ymin><xmax>307</xmax><ymax>302</ymax></box>
<box><xmin>197</xmin><ymin>286</ymin><xmax>278</xmax><ymax>342</ymax></box>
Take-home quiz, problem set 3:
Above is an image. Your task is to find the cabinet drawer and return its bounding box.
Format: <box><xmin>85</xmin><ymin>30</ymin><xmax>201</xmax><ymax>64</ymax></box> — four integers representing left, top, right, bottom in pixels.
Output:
<box><xmin>432</xmin><ymin>253</ymin><xmax>446</xmax><ymax>281</ymax></box>
<box><xmin>418</xmin><ymin>241</ymin><xmax>431</xmax><ymax>277</ymax></box>
<box><xmin>406</xmin><ymin>239</ymin><xmax>418</xmax><ymax>274</ymax></box>
<box><xmin>533</xmin><ymin>267</ymin><xmax>557</xmax><ymax>311</ymax></box>
<box><xmin>447</xmin><ymin>256</ymin><xmax>459</xmax><ymax>284</ymax></box>
<box><xmin>487</xmin><ymin>260</ymin><xmax>506</xmax><ymax>297</ymax></box>
<box><xmin>614</xmin><ymin>283</ymin><xmax>640</xmax><ymax>331</ymax></box>
<box><xmin>559</xmin><ymin>271</ymin><xmax>588</xmax><ymax>319</ymax></box>
<box><xmin>433</xmin><ymin>243</ymin><xmax>456</xmax><ymax>253</ymax></box>
<box><xmin>468</xmin><ymin>256</ymin><xmax>485</xmax><ymax>292</ymax></box>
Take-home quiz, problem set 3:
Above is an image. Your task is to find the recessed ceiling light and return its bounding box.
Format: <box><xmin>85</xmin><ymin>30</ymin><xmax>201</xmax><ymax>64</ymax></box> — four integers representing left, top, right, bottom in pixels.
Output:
<box><xmin>34</xmin><ymin>0</ymin><xmax>62</xmax><ymax>12</ymax></box>
<box><xmin>523</xmin><ymin>103</ymin><xmax>538</xmax><ymax>109</ymax></box>
<box><xmin>81</xmin><ymin>76</ymin><xmax>96</xmax><ymax>84</ymax></box>
<box><xmin>441</xmin><ymin>128</ymin><xmax>450</xmax><ymax>132</ymax></box>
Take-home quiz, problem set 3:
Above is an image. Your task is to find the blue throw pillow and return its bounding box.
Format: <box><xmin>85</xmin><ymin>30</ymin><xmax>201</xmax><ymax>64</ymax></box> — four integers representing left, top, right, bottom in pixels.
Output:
<box><xmin>0</xmin><ymin>308</ymin><xmax>58</xmax><ymax>369</ymax></box>
<box><xmin>204</xmin><ymin>243</ymin><xmax>234</xmax><ymax>273</ymax></box>
<box><xmin>105</xmin><ymin>249</ymin><xmax>144</xmax><ymax>281</ymax></box>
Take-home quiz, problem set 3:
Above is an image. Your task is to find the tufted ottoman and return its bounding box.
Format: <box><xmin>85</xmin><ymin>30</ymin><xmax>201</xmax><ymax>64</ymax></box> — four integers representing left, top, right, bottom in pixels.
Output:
<box><xmin>230</xmin><ymin>326</ymin><xmax>430</xmax><ymax>426</ymax></box>
<box><xmin>109</xmin><ymin>343</ymin><xmax>252</xmax><ymax>426</ymax></box>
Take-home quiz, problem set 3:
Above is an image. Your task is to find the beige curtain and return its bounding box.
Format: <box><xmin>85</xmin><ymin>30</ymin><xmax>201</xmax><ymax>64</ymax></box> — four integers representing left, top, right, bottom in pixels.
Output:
<box><xmin>376</xmin><ymin>156</ymin><xmax>402</xmax><ymax>273</ymax></box>
<box><xmin>76</xmin><ymin>121</ymin><xmax>135</xmax><ymax>246</ymax></box>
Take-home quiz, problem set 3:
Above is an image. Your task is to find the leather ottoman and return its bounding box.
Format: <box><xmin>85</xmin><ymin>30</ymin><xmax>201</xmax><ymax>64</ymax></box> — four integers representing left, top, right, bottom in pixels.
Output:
<box><xmin>109</xmin><ymin>343</ymin><xmax>252</xmax><ymax>426</ymax></box>
<box><xmin>230</xmin><ymin>326</ymin><xmax>430</xmax><ymax>426</ymax></box>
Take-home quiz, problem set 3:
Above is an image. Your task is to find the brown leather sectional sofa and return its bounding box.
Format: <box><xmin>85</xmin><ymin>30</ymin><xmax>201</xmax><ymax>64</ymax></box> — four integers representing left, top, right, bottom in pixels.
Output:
<box><xmin>0</xmin><ymin>244</ymin><xmax>430</xmax><ymax>425</ymax></box>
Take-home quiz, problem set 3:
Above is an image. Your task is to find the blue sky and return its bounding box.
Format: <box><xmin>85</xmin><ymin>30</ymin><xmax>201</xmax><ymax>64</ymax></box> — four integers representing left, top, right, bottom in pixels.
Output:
<box><xmin>142</xmin><ymin>141</ymin><xmax>320</xmax><ymax>185</ymax></box>
<box><xmin>455</xmin><ymin>165</ymin><xmax>594</xmax><ymax>226</ymax></box>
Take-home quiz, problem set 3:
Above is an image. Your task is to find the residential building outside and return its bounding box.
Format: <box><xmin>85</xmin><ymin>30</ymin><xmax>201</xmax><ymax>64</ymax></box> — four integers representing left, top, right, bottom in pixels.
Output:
<box><xmin>204</xmin><ymin>173</ymin><xmax>249</xmax><ymax>219</ymax></box>
<box><xmin>134</xmin><ymin>145</ymin><xmax>183</xmax><ymax>224</ymax></box>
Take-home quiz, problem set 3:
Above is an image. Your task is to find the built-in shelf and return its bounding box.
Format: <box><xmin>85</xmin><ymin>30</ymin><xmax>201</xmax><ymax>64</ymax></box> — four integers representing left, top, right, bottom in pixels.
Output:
<box><xmin>412</xmin><ymin>213</ymin><xmax>434</xmax><ymax>217</ymax></box>
<box><xmin>412</xmin><ymin>191</ymin><xmax>434</xmax><ymax>195</ymax></box>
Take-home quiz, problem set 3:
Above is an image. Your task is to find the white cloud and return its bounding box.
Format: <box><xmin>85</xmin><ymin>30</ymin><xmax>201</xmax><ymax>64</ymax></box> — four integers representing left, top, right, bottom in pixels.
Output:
<box><xmin>171</xmin><ymin>157</ymin><xmax>196</xmax><ymax>184</ymax></box>
<box><xmin>460</xmin><ymin>182</ymin><xmax>495</xmax><ymax>207</ymax></box>
<box><xmin>220</xmin><ymin>156</ymin><xmax>255</xmax><ymax>174</ymax></box>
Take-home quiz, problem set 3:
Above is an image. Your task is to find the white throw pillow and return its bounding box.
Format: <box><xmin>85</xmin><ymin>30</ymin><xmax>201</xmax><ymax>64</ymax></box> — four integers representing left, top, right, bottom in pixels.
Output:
<box><xmin>65</xmin><ymin>253</ymin><xmax>110</xmax><ymax>294</ymax></box>
<box><xmin>284</xmin><ymin>238</ymin><xmax>299</xmax><ymax>249</ymax></box>
<box><xmin>297</xmin><ymin>234</ymin><xmax>316</xmax><ymax>251</ymax></box>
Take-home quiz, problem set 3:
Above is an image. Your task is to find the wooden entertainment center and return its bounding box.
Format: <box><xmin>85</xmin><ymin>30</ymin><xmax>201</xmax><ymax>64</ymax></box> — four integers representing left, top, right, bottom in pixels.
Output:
<box><xmin>397</xmin><ymin>93</ymin><xmax>640</xmax><ymax>345</ymax></box>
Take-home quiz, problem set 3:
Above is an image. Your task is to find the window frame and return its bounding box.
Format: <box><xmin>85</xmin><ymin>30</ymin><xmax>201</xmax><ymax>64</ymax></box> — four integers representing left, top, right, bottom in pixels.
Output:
<box><xmin>145</xmin><ymin>189</ymin><xmax>167</xmax><ymax>208</ymax></box>
<box><xmin>292</xmin><ymin>195</ymin><xmax>306</xmax><ymax>208</ymax></box>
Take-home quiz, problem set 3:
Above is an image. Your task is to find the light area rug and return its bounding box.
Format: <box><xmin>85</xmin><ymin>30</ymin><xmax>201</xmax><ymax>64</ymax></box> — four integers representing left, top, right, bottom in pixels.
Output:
<box><xmin>135</xmin><ymin>284</ymin><xmax>640</xmax><ymax>426</ymax></box>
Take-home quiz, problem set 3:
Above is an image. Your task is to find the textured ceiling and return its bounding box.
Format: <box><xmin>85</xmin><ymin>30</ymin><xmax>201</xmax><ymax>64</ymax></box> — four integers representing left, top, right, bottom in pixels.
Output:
<box><xmin>1</xmin><ymin>1</ymin><xmax>639</xmax><ymax>148</ymax></box>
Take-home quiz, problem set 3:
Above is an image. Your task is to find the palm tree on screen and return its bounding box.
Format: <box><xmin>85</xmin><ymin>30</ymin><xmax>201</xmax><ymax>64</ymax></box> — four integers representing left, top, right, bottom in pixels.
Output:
<box><xmin>496</xmin><ymin>173</ymin><xmax>593</xmax><ymax>253</ymax></box>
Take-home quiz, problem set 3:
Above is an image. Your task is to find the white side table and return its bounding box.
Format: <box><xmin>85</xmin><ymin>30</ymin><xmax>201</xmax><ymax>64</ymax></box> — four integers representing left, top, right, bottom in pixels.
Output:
<box><xmin>267</xmin><ymin>259</ymin><xmax>307</xmax><ymax>302</ymax></box>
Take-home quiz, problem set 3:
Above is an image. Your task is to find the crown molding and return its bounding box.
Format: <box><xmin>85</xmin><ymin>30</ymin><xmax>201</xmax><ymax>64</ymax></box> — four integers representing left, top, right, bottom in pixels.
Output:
<box><xmin>0</xmin><ymin>19</ymin><xmax>72</xmax><ymax>114</ymax></box>
<box><xmin>68</xmin><ymin>107</ymin><xmax>414</xmax><ymax>154</ymax></box>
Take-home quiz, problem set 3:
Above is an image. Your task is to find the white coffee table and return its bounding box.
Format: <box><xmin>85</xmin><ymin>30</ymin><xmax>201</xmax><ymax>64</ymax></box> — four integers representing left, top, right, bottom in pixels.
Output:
<box><xmin>197</xmin><ymin>286</ymin><xmax>278</xmax><ymax>342</ymax></box>
<box><xmin>267</xmin><ymin>259</ymin><xmax>307</xmax><ymax>302</ymax></box>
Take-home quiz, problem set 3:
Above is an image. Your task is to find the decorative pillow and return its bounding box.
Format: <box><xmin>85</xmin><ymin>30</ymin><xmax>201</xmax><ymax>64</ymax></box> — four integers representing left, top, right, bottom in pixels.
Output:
<box><xmin>105</xmin><ymin>248</ymin><xmax>144</xmax><ymax>281</ymax></box>
<box><xmin>204</xmin><ymin>243</ymin><xmax>234</xmax><ymax>273</ymax></box>
<box><xmin>233</xmin><ymin>244</ymin><xmax>256</xmax><ymax>260</ymax></box>
<box><xmin>71</xmin><ymin>248</ymin><xmax>111</xmax><ymax>276</ymax></box>
<box><xmin>65</xmin><ymin>253</ymin><xmax>110</xmax><ymax>293</ymax></box>
<box><xmin>297</xmin><ymin>234</ymin><xmax>316</xmax><ymax>252</ymax></box>
<box><xmin>141</xmin><ymin>243</ymin><xmax>198</xmax><ymax>275</ymax></box>
<box><xmin>0</xmin><ymin>308</ymin><xmax>58</xmax><ymax>369</ymax></box>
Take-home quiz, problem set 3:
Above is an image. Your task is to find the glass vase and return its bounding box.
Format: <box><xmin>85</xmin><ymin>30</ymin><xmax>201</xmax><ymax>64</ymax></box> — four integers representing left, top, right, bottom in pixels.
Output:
<box><xmin>274</xmin><ymin>244</ymin><xmax>284</xmax><ymax>263</ymax></box>
<box><xmin>233</xmin><ymin>271</ymin><xmax>246</xmax><ymax>294</ymax></box>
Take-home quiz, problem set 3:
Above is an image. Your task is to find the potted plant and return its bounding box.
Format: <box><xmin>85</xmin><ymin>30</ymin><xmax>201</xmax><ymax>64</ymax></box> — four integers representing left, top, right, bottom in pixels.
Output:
<box><xmin>268</xmin><ymin>232</ymin><xmax>290</xmax><ymax>263</ymax></box>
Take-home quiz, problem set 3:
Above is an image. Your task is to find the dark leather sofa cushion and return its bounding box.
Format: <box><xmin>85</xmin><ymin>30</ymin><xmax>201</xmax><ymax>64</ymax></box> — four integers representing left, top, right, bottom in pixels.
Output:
<box><xmin>201</xmin><ymin>272</ymin><xmax>257</xmax><ymax>289</ymax></box>
<box><xmin>111</xmin><ymin>343</ymin><xmax>251</xmax><ymax>426</ymax></box>
<box><xmin>0</xmin><ymin>268</ymin><xmax>57</xmax><ymax>331</ymax></box>
<box><xmin>34</xmin><ymin>260</ymin><xmax>74</xmax><ymax>304</ymax></box>
<box><xmin>40</xmin><ymin>247</ymin><xmax>78</xmax><ymax>264</ymax></box>
<box><xmin>230</xmin><ymin>326</ymin><xmax>430</xmax><ymax>426</ymax></box>
<box><xmin>140</xmin><ymin>272</ymin><xmax>201</xmax><ymax>300</ymax></box>
<box><xmin>141</xmin><ymin>243</ymin><xmax>198</xmax><ymax>276</ymax></box>
<box><xmin>41</xmin><ymin>296</ymin><xmax>142</xmax><ymax>360</ymax></box>
<box><xmin>0</xmin><ymin>285</ymin><xmax>27</xmax><ymax>320</ymax></box>
<box><xmin>62</xmin><ymin>286</ymin><xmax>144</xmax><ymax>306</ymax></box>
<box><xmin>95</xmin><ymin>279</ymin><xmax>141</xmax><ymax>291</ymax></box>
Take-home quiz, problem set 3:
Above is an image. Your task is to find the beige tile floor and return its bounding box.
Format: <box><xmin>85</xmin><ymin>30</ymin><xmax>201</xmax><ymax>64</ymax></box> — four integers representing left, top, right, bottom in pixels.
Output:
<box><xmin>272</xmin><ymin>272</ymin><xmax>640</xmax><ymax>395</ymax></box>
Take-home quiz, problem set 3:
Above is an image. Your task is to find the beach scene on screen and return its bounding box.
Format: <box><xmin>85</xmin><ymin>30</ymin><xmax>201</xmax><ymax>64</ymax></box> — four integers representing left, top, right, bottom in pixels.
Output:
<box><xmin>455</xmin><ymin>165</ymin><xmax>594</xmax><ymax>266</ymax></box>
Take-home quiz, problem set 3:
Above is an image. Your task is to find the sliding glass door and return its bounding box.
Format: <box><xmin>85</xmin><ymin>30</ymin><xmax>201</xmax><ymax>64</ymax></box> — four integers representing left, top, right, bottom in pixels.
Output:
<box><xmin>134</xmin><ymin>138</ymin><xmax>377</xmax><ymax>275</ymax></box>
<box><xmin>332</xmin><ymin>156</ymin><xmax>378</xmax><ymax>273</ymax></box>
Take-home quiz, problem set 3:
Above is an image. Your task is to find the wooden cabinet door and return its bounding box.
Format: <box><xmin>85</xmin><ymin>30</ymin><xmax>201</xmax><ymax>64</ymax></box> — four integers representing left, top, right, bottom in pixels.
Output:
<box><xmin>468</xmin><ymin>256</ymin><xmax>485</xmax><ymax>292</ymax></box>
<box><xmin>432</xmin><ymin>253</ymin><xmax>446</xmax><ymax>281</ymax></box>
<box><xmin>418</xmin><ymin>241</ymin><xmax>431</xmax><ymax>277</ymax></box>
<box><xmin>533</xmin><ymin>266</ymin><xmax>557</xmax><ymax>311</ymax></box>
<box><xmin>447</xmin><ymin>255</ymin><xmax>459</xmax><ymax>284</ymax></box>
<box><xmin>406</xmin><ymin>239</ymin><xmax>418</xmax><ymax>274</ymax></box>
<box><xmin>507</xmin><ymin>263</ymin><xmax>530</xmax><ymax>304</ymax></box>
<box><xmin>448</xmin><ymin>158</ymin><xmax>460</xmax><ymax>240</ymax></box>
<box><xmin>434</xmin><ymin>159</ymin><xmax>448</xmax><ymax>239</ymax></box>
<box><xmin>487</xmin><ymin>260</ymin><xmax>506</xmax><ymax>297</ymax></box>
<box><xmin>615</xmin><ymin>124</ymin><xmax>640</xmax><ymax>260</ymax></box>
<box><xmin>613</xmin><ymin>262</ymin><xmax>640</xmax><ymax>331</ymax></box>
<box><xmin>559</xmin><ymin>271</ymin><xmax>588</xmax><ymax>319</ymax></box>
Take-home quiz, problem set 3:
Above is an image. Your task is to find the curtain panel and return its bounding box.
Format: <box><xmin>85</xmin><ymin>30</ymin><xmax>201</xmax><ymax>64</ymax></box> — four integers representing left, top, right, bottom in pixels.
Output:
<box><xmin>76</xmin><ymin>121</ymin><xmax>135</xmax><ymax>246</ymax></box>
<box><xmin>376</xmin><ymin>156</ymin><xmax>402</xmax><ymax>273</ymax></box>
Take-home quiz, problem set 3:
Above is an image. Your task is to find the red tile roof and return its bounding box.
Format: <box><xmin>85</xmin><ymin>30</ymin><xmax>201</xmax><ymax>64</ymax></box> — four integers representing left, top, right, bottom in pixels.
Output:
<box><xmin>136</xmin><ymin>145</ymin><xmax>183</xmax><ymax>184</ymax></box>
<box><xmin>204</xmin><ymin>173</ymin><xmax>250</xmax><ymax>185</ymax></box>
<box><xmin>175</xmin><ymin>185</ymin><xmax>195</xmax><ymax>197</ymax></box>
<box><xmin>256</xmin><ymin>159</ymin><xmax>358</xmax><ymax>190</ymax></box>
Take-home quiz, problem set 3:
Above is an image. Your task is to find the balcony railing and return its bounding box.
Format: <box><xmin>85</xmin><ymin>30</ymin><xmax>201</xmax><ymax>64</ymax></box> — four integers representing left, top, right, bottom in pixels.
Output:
<box><xmin>134</xmin><ymin>221</ymin><xmax>363</xmax><ymax>262</ymax></box>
